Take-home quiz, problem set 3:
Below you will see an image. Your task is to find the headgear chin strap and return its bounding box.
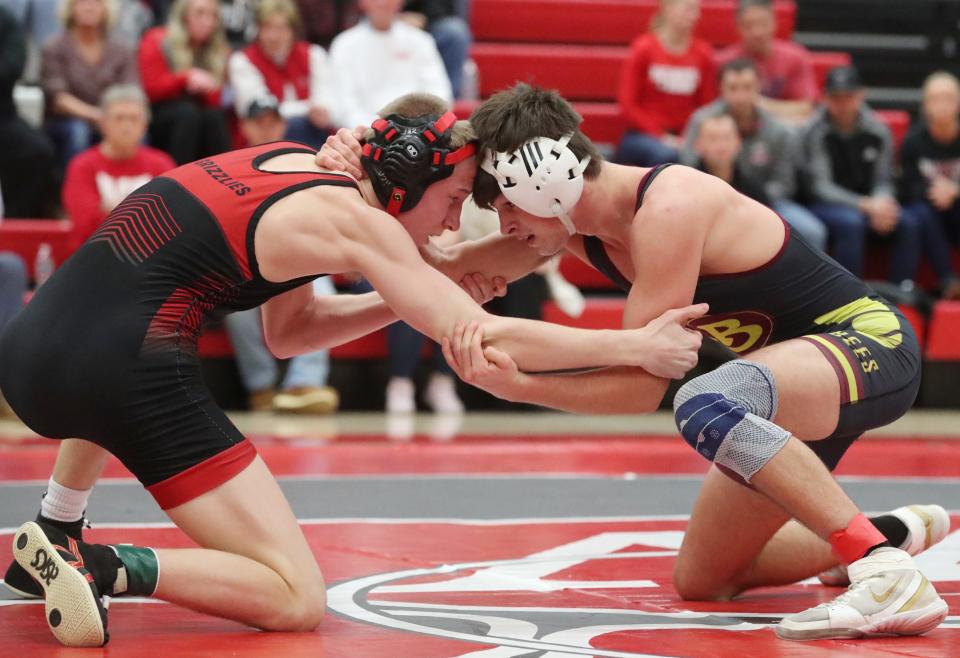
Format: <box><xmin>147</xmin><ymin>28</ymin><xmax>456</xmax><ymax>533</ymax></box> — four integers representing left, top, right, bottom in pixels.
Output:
<box><xmin>361</xmin><ymin>111</ymin><xmax>476</xmax><ymax>217</ymax></box>
<box><xmin>480</xmin><ymin>133</ymin><xmax>590</xmax><ymax>235</ymax></box>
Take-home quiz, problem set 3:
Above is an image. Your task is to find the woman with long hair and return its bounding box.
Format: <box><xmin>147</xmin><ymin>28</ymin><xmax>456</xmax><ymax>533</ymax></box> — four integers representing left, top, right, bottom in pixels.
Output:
<box><xmin>41</xmin><ymin>0</ymin><xmax>138</xmax><ymax>167</ymax></box>
<box><xmin>229</xmin><ymin>0</ymin><xmax>334</xmax><ymax>148</ymax></box>
<box><xmin>616</xmin><ymin>0</ymin><xmax>716</xmax><ymax>166</ymax></box>
<box><xmin>138</xmin><ymin>0</ymin><xmax>231</xmax><ymax>164</ymax></box>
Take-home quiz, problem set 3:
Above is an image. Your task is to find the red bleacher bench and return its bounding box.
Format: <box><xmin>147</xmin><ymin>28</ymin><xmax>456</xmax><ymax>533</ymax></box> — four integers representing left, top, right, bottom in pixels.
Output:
<box><xmin>198</xmin><ymin>326</ymin><xmax>441</xmax><ymax>361</ymax></box>
<box><xmin>874</xmin><ymin>109</ymin><xmax>910</xmax><ymax>153</ymax></box>
<box><xmin>0</xmin><ymin>219</ymin><xmax>73</xmax><ymax>280</ymax></box>
<box><xmin>921</xmin><ymin>300</ymin><xmax>960</xmax><ymax>407</ymax></box>
<box><xmin>897</xmin><ymin>304</ymin><xmax>926</xmax><ymax>351</ymax></box>
<box><xmin>472</xmin><ymin>0</ymin><xmax>795</xmax><ymax>48</ymax></box>
<box><xmin>926</xmin><ymin>301</ymin><xmax>960</xmax><ymax>362</ymax></box>
<box><xmin>471</xmin><ymin>43</ymin><xmax>851</xmax><ymax>104</ymax></box>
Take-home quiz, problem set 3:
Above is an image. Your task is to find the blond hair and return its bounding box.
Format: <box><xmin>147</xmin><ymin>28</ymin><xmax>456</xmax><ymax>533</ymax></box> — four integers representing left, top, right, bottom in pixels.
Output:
<box><xmin>364</xmin><ymin>93</ymin><xmax>475</xmax><ymax>148</ymax></box>
<box><xmin>256</xmin><ymin>0</ymin><xmax>302</xmax><ymax>32</ymax></box>
<box><xmin>59</xmin><ymin>0</ymin><xmax>118</xmax><ymax>31</ymax></box>
<box><xmin>165</xmin><ymin>0</ymin><xmax>228</xmax><ymax>82</ymax></box>
<box><xmin>650</xmin><ymin>0</ymin><xmax>693</xmax><ymax>32</ymax></box>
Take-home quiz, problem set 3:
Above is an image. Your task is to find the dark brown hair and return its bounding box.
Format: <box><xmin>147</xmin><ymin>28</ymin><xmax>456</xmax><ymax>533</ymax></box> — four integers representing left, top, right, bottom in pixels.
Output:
<box><xmin>469</xmin><ymin>83</ymin><xmax>603</xmax><ymax>209</ymax></box>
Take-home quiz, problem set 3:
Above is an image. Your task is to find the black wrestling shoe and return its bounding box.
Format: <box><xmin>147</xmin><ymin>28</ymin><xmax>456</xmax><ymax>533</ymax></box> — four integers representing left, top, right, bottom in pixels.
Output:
<box><xmin>3</xmin><ymin>515</ymin><xmax>86</xmax><ymax>599</ymax></box>
<box><xmin>11</xmin><ymin>521</ymin><xmax>109</xmax><ymax>647</ymax></box>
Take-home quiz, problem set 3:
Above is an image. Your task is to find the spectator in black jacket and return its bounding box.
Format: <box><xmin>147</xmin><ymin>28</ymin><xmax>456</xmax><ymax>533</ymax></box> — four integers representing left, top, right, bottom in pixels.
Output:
<box><xmin>804</xmin><ymin>67</ymin><xmax>921</xmax><ymax>287</ymax></box>
<box><xmin>694</xmin><ymin>113</ymin><xmax>770</xmax><ymax>205</ymax></box>
<box><xmin>0</xmin><ymin>5</ymin><xmax>56</xmax><ymax>217</ymax></box>
<box><xmin>901</xmin><ymin>71</ymin><xmax>960</xmax><ymax>299</ymax></box>
<box><xmin>404</xmin><ymin>0</ymin><xmax>471</xmax><ymax>98</ymax></box>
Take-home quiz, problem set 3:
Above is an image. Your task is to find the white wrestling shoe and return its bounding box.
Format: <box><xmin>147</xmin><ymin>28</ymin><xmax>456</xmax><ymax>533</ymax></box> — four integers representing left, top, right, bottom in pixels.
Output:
<box><xmin>777</xmin><ymin>547</ymin><xmax>948</xmax><ymax>640</ymax></box>
<box><xmin>818</xmin><ymin>505</ymin><xmax>951</xmax><ymax>586</ymax></box>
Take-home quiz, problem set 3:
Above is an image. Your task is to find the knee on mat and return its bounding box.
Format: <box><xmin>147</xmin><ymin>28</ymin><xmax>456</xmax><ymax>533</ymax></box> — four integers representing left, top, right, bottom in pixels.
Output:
<box><xmin>264</xmin><ymin>587</ymin><xmax>327</xmax><ymax>632</ymax></box>
<box><xmin>672</xmin><ymin>564</ymin><xmax>737</xmax><ymax>602</ymax></box>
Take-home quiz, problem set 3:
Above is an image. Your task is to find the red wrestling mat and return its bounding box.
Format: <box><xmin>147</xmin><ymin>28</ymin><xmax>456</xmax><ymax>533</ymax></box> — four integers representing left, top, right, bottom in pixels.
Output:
<box><xmin>1</xmin><ymin>517</ymin><xmax>958</xmax><ymax>657</ymax></box>
<box><xmin>1</xmin><ymin>435</ymin><xmax>960</xmax><ymax>481</ymax></box>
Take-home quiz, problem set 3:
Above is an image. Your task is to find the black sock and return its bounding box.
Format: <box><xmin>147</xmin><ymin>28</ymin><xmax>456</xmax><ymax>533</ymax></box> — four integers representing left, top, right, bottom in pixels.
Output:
<box><xmin>870</xmin><ymin>515</ymin><xmax>909</xmax><ymax>549</ymax></box>
<box><xmin>864</xmin><ymin>540</ymin><xmax>893</xmax><ymax>558</ymax></box>
<box><xmin>36</xmin><ymin>512</ymin><xmax>85</xmax><ymax>540</ymax></box>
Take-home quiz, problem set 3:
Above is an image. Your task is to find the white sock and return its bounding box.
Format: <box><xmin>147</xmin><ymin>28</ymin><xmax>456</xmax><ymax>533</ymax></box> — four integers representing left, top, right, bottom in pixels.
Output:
<box><xmin>41</xmin><ymin>478</ymin><xmax>92</xmax><ymax>522</ymax></box>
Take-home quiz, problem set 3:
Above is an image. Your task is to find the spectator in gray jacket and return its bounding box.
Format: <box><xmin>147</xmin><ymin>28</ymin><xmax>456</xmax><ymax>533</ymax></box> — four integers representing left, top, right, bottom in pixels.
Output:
<box><xmin>682</xmin><ymin>58</ymin><xmax>826</xmax><ymax>250</ymax></box>
<box><xmin>803</xmin><ymin>66</ymin><xmax>921</xmax><ymax>286</ymax></box>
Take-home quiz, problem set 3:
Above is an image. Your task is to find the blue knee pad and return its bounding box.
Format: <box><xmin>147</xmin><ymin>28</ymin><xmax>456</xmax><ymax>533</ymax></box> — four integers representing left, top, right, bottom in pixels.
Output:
<box><xmin>673</xmin><ymin>361</ymin><xmax>790</xmax><ymax>481</ymax></box>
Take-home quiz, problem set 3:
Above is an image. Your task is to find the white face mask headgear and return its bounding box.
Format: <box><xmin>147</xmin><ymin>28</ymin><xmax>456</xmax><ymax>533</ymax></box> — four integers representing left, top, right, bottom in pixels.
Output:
<box><xmin>480</xmin><ymin>134</ymin><xmax>590</xmax><ymax>235</ymax></box>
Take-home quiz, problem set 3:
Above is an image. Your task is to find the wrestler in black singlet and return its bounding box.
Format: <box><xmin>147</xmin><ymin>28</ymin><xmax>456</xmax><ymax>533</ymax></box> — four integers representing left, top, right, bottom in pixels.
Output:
<box><xmin>0</xmin><ymin>142</ymin><xmax>357</xmax><ymax>508</ymax></box>
<box><xmin>584</xmin><ymin>164</ymin><xmax>921</xmax><ymax>469</ymax></box>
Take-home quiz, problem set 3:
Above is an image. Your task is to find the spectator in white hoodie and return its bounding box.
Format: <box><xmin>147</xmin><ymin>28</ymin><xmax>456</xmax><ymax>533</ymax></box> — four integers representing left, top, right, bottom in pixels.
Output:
<box><xmin>327</xmin><ymin>0</ymin><xmax>451</xmax><ymax>130</ymax></box>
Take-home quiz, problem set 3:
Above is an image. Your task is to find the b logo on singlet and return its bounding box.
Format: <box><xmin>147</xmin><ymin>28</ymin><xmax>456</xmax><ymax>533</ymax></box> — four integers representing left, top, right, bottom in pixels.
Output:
<box><xmin>690</xmin><ymin>311</ymin><xmax>774</xmax><ymax>354</ymax></box>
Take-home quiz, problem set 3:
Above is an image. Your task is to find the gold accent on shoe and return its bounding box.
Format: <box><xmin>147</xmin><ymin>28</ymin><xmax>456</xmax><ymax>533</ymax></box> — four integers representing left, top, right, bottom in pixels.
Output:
<box><xmin>871</xmin><ymin>576</ymin><xmax>903</xmax><ymax>604</ymax></box>
<box><xmin>897</xmin><ymin>575</ymin><xmax>930</xmax><ymax>613</ymax></box>
<box><xmin>908</xmin><ymin>505</ymin><xmax>934</xmax><ymax>548</ymax></box>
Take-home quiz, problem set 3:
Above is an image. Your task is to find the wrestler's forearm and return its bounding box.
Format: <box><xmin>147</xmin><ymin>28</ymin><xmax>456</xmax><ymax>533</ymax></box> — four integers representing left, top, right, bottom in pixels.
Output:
<box><xmin>307</xmin><ymin>292</ymin><xmax>398</xmax><ymax>349</ymax></box>
<box><xmin>505</xmin><ymin>366</ymin><xmax>669</xmax><ymax>414</ymax></box>
<box><xmin>358</xmin><ymin>234</ymin><xmax>646</xmax><ymax>372</ymax></box>
<box><xmin>481</xmin><ymin>315</ymin><xmax>647</xmax><ymax>372</ymax></box>
<box><xmin>435</xmin><ymin>233</ymin><xmax>548</xmax><ymax>283</ymax></box>
<box><xmin>274</xmin><ymin>292</ymin><xmax>398</xmax><ymax>357</ymax></box>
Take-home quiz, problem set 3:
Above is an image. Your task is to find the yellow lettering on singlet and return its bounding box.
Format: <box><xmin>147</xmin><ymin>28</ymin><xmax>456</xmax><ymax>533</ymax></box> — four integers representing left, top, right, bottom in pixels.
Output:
<box><xmin>697</xmin><ymin>319</ymin><xmax>764</xmax><ymax>353</ymax></box>
<box><xmin>813</xmin><ymin>297</ymin><xmax>902</xmax><ymax>349</ymax></box>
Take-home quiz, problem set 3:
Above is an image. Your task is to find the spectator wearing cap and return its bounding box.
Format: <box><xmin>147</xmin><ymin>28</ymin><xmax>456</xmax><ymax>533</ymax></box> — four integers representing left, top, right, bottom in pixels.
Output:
<box><xmin>901</xmin><ymin>71</ymin><xmax>960</xmax><ymax>300</ymax></box>
<box><xmin>328</xmin><ymin>0</ymin><xmax>451</xmax><ymax>130</ymax></box>
<box><xmin>237</xmin><ymin>95</ymin><xmax>287</xmax><ymax>146</ymax></box>
<box><xmin>229</xmin><ymin>0</ymin><xmax>335</xmax><ymax>148</ymax></box>
<box><xmin>616</xmin><ymin>0</ymin><xmax>716</xmax><ymax>167</ymax></box>
<box><xmin>692</xmin><ymin>113</ymin><xmax>769</xmax><ymax>204</ymax></box>
<box><xmin>718</xmin><ymin>0</ymin><xmax>817</xmax><ymax>124</ymax></box>
<box><xmin>225</xmin><ymin>94</ymin><xmax>341</xmax><ymax>415</ymax></box>
<box><xmin>41</xmin><ymin>0</ymin><xmax>138</xmax><ymax>168</ymax></box>
<box><xmin>62</xmin><ymin>85</ymin><xmax>174</xmax><ymax>248</ymax></box>
<box><xmin>682</xmin><ymin>57</ymin><xmax>827</xmax><ymax>250</ymax></box>
<box><xmin>138</xmin><ymin>0</ymin><xmax>231</xmax><ymax>164</ymax></box>
<box><xmin>402</xmin><ymin>1</ymin><xmax>471</xmax><ymax>99</ymax></box>
<box><xmin>0</xmin><ymin>4</ymin><xmax>56</xmax><ymax>218</ymax></box>
<box><xmin>803</xmin><ymin>66</ymin><xmax>922</xmax><ymax>287</ymax></box>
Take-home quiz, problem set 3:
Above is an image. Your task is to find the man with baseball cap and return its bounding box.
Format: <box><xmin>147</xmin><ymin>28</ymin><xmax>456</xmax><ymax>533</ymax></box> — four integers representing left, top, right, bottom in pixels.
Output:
<box><xmin>803</xmin><ymin>66</ymin><xmax>922</xmax><ymax>288</ymax></box>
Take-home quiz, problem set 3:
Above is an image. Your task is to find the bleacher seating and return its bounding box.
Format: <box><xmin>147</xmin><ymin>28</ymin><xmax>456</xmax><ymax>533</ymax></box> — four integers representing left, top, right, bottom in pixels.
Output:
<box><xmin>472</xmin><ymin>0</ymin><xmax>795</xmax><ymax>47</ymax></box>
<box><xmin>471</xmin><ymin>44</ymin><xmax>850</xmax><ymax>103</ymax></box>
<box><xmin>0</xmin><ymin>220</ymin><xmax>73</xmax><ymax>280</ymax></box>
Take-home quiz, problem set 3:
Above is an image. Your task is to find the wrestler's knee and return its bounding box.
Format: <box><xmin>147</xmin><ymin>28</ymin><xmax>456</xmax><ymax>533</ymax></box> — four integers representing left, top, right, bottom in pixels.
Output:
<box><xmin>672</xmin><ymin>557</ymin><xmax>739</xmax><ymax>602</ymax></box>
<box><xmin>262</xmin><ymin>573</ymin><xmax>327</xmax><ymax>631</ymax></box>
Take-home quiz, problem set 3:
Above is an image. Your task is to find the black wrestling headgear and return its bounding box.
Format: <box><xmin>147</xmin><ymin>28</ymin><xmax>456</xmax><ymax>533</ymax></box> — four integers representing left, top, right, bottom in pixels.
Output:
<box><xmin>360</xmin><ymin>111</ymin><xmax>477</xmax><ymax>216</ymax></box>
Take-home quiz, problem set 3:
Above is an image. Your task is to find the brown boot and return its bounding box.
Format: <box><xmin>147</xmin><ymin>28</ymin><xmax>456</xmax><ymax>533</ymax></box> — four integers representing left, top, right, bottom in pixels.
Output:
<box><xmin>248</xmin><ymin>388</ymin><xmax>277</xmax><ymax>412</ymax></box>
<box><xmin>272</xmin><ymin>386</ymin><xmax>340</xmax><ymax>415</ymax></box>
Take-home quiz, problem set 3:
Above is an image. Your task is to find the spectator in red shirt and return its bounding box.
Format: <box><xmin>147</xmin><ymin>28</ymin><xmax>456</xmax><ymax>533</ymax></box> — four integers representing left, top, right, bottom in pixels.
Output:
<box><xmin>615</xmin><ymin>0</ymin><xmax>716</xmax><ymax>167</ymax></box>
<box><xmin>62</xmin><ymin>84</ymin><xmax>175</xmax><ymax>248</ymax></box>
<box><xmin>138</xmin><ymin>0</ymin><xmax>231</xmax><ymax>164</ymax></box>
<box><xmin>229</xmin><ymin>0</ymin><xmax>334</xmax><ymax>148</ymax></box>
<box><xmin>718</xmin><ymin>0</ymin><xmax>817</xmax><ymax>123</ymax></box>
